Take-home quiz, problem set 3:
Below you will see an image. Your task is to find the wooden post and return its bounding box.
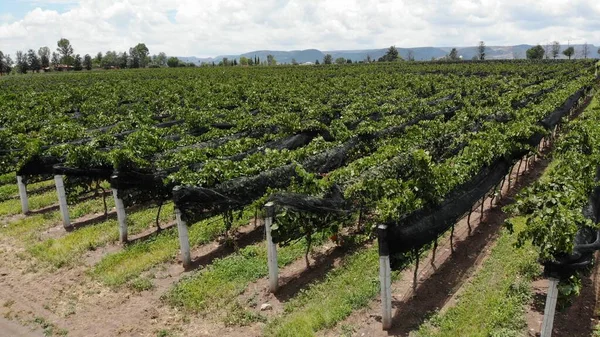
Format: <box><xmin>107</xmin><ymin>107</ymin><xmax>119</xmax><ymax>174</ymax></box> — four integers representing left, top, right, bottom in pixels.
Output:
<box><xmin>16</xmin><ymin>176</ymin><xmax>29</xmax><ymax>214</ymax></box>
<box><xmin>54</xmin><ymin>175</ymin><xmax>71</xmax><ymax>228</ymax></box>
<box><xmin>378</xmin><ymin>224</ymin><xmax>392</xmax><ymax>330</ymax></box>
<box><xmin>540</xmin><ymin>277</ymin><xmax>560</xmax><ymax>337</ymax></box>
<box><xmin>175</xmin><ymin>208</ymin><xmax>191</xmax><ymax>269</ymax></box>
<box><xmin>264</xmin><ymin>202</ymin><xmax>278</xmax><ymax>293</ymax></box>
<box><xmin>112</xmin><ymin>189</ymin><xmax>128</xmax><ymax>243</ymax></box>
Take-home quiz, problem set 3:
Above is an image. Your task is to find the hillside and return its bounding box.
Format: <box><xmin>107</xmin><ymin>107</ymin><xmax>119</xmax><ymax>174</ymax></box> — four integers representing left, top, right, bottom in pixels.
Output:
<box><xmin>178</xmin><ymin>44</ymin><xmax>598</xmax><ymax>64</ymax></box>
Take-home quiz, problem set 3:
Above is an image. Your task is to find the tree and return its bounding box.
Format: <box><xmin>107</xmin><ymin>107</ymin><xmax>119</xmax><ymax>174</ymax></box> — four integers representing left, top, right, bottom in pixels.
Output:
<box><xmin>153</xmin><ymin>52</ymin><xmax>167</xmax><ymax>67</ymax></box>
<box><xmin>407</xmin><ymin>49</ymin><xmax>415</xmax><ymax>61</ymax></box>
<box><xmin>247</xmin><ymin>57</ymin><xmax>254</xmax><ymax>66</ymax></box>
<box><xmin>551</xmin><ymin>41</ymin><xmax>560</xmax><ymax>59</ymax></box>
<box><xmin>0</xmin><ymin>51</ymin><xmax>7</xmax><ymax>75</ymax></box>
<box><xmin>543</xmin><ymin>43</ymin><xmax>550</xmax><ymax>59</ymax></box>
<box><xmin>27</xmin><ymin>49</ymin><xmax>41</xmax><ymax>72</ymax></box>
<box><xmin>15</xmin><ymin>51</ymin><xmax>28</xmax><ymax>74</ymax></box>
<box><xmin>477</xmin><ymin>41</ymin><xmax>486</xmax><ymax>60</ymax></box>
<box><xmin>323</xmin><ymin>54</ymin><xmax>333</xmax><ymax>64</ymax></box>
<box><xmin>563</xmin><ymin>46</ymin><xmax>575</xmax><ymax>60</ymax></box>
<box><xmin>167</xmin><ymin>57</ymin><xmax>180</xmax><ymax>67</ymax></box>
<box><xmin>51</xmin><ymin>52</ymin><xmax>60</xmax><ymax>68</ymax></box>
<box><xmin>84</xmin><ymin>54</ymin><xmax>92</xmax><ymax>70</ymax></box>
<box><xmin>4</xmin><ymin>54</ymin><xmax>13</xmax><ymax>74</ymax></box>
<box><xmin>73</xmin><ymin>54</ymin><xmax>83</xmax><ymax>71</ymax></box>
<box><xmin>38</xmin><ymin>47</ymin><xmax>50</xmax><ymax>68</ymax></box>
<box><xmin>335</xmin><ymin>57</ymin><xmax>346</xmax><ymax>64</ymax></box>
<box><xmin>233</xmin><ymin>59</ymin><xmax>238</xmax><ymax>66</ymax></box>
<box><xmin>240</xmin><ymin>56</ymin><xmax>249</xmax><ymax>66</ymax></box>
<box><xmin>582</xmin><ymin>42</ymin><xmax>589</xmax><ymax>59</ymax></box>
<box><xmin>315</xmin><ymin>59</ymin><xmax>320</xmax><ymax>65</ymax></box>
<box><xmin>448</xmin><ymin>48</ymin><xmax>459</xmax><ymax>61</ymax></box>
<box><xmin>346</xmin><ymin>59</ymin><xmax>352</xmax><ymax>64</ymax></box>
<box><xmin>267</xmin><ymin>54</ymin><xmax>276</xmax><ymax>66</ymax></box>
<box><xmin>119</xmin><ymin>52</ymin><xmax>128</xmax><ymax>69</ymax></box>
<box><xmin>598</xmin><ymin>47</ymin><xmax>600</xmax><ymax>57</ymax></box>
<box><xmin>382</xmin><ymin>45</ymin><xmax>400</xmax><ymax>62</ymax></box>
<box><xmin>291</xmin><ymin>58</ymin><xmax>298</xmax><ymax>65</ymax></box>
<box><xmin>526</xmin><ymin>45</ymin><xmax>545</xmax><ymax>59</ymax></box>
<box><xmin>129</xmin><ymin>43</ymin><xmax>150</xmax><ymax>68</ymax></box>
<box><xmin>56</xmin><ymin>38</ymin><xmax>74</xmax><ymax>65</ymax></box>
<box><xmin>95</xmin><ymin>52</ymin><xmax>103</xmax><ymax>64</ymax></box>
<box><xmin>101</xmin><ymin>51</ymin><xmax>118</xmax><ymax>69</ymax></box>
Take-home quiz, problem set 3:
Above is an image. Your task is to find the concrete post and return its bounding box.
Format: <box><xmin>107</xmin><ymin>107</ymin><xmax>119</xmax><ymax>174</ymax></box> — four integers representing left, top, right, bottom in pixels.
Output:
<box><xmin>16</xmin><ymin>176</ymin><xmax>29</xmax><ymax>214</ymax></box>
<box><xmin>540</xmin><ymin>277</ymin><xmax>560</xmax><ymax>337</ymax></box>
<box><xmin>54</xmin><ymin>175</ymin><xmax>71</xmax><ymax>228</ymax></box>
<box><xmin>378</xmin><ymin>224</ymin><xmax>392</xmax><ymax>330</ymax></box>
<box><xmin>112</xmin><ymin>189</ymin><xmax>128</xmax><ymax>243</ymax></box>
<box><xmin>265</xmin><ymin>202</ymin><xmax>278</xmax><ymax>292</ymax></box>
<box><xmin>175</xmin><ymin>208</ymin><xmax>192</xmax><ymax>269</ymax></box>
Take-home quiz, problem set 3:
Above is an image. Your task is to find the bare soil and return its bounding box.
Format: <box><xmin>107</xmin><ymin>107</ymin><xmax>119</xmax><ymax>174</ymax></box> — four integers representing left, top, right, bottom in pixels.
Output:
<box><xmin>0</xmin><ymin>219</ymin><xmax>268</xmax><ymax>337</ymax></box>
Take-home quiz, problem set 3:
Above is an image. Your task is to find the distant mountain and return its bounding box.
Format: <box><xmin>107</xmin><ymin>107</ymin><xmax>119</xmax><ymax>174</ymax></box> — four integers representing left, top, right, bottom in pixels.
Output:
<box><xmin>177</xmin><ymin>44</ymin><xmax>598</xmax><ymax>64</ymax></box>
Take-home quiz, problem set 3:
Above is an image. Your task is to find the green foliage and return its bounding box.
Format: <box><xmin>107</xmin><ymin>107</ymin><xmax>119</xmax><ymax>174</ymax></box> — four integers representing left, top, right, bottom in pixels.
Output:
<box><xmin>526</xmin><ymin>45</ymin><xmax>545</xmax><ymax>60</ymax></box>
<box><xmin>508</xmin><ymin>95</ymin><xmax>600</xmax><ymax>260</ymax></box>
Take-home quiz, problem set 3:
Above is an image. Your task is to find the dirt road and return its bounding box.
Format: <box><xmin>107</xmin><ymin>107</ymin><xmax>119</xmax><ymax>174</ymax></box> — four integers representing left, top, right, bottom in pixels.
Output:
<box><xmin>0</xmin><ymin>316</ymin><xmax>41</xmax><ymax>337</ymax></box>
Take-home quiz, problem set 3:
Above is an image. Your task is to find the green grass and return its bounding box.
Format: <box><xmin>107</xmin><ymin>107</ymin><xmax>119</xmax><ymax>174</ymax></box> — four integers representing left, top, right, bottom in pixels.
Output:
<box><xmin>0</xmin><ymin>189</ymin><xmax>57</xmax><ymax>217</ymax></box>
<box><xmin>0</xmin><ymin>173</ymin><xmax>16</xmax><ymax>186</ymax></box>
<box><xmin>263</xmin><ymin>246</ymin><xmax>386</xmax><ymax>337</ymax></box>
<box><xmin>0</xmin><ymin>195</ymin><xmax>115</xmax><ymax>243</ymax></box>
<box><xmin>27</xmin><ymin>203</ymin><xmax>175</xmax><ymax>268</ymax></box>
<box><xmin>0</xmin><ymin>179</ymin><xmax>53</xmax><ymax>200</ymax></box>
<box><xmin>415</xmin><ymin>217</ymin><xmax>539</xmax><ymax>337</ymax></box>
<box><xmin>91</xmin><ymin>210</ymin><xmax>252</xmax><ymax>287</ymax></box>
<box><xmin>166</xmin><ymin>237</ymin><xmax>315</xmax><ymax>313</ymax></box>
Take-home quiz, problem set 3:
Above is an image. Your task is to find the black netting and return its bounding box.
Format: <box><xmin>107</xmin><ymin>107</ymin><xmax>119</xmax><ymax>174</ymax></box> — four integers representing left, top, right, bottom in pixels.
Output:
<box><xmin>173</xmin><ymin>164</ymin><xmax>298</xmax><ymax>223</ymax></box>
<box><xmin>386</xmin><ymin>157</ymin><xmax>511</xmax><ymax>254</ymax></box>
<box><xmin>269</xmin><ymin>185</ymin><xmax>348</xmax><ymax>216</ymax></box>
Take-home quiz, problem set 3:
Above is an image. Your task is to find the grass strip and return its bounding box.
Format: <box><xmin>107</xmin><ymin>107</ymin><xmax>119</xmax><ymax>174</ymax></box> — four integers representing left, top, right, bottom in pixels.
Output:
<box><xmin>27</xmin><ymin>203</ymin><xmax>174</xmax><ymax>268</ymax></box>
<box><xmin>263</xmin><ymin>246</ymin><xmax>385</xmax><ymax>337</ymax></box>
<box><xmin>165</xmin><ymin>238</ymin><xmax>315</xmax><ymax>313</ymax></box>
<box><xmin>0</xmin><ymin>195</ymin><xmax>116</xmax><ymax>243</ymax></box>
<box><xmin>415</xmin><ymin>217</ymin><xmax>539</xmax><ymax>337</ymax></box>
<box><xmin>0</xmin><ymin>179</ymin><xmax>54</xmax><ymax>201</ymax></box>
<box><xmin>0</xmin><ymin>173</ymin><xmax>16</xmax><ymax>186</ymax></box>
<box><xmin>91</xmin><ymin>210</ymin><xmax>253</xmax><ymax>287</ymax></box>
<box><xmin>0</xmin><ymin>189</ymin><xmax>57</xmax><ymax>217</ymax></box>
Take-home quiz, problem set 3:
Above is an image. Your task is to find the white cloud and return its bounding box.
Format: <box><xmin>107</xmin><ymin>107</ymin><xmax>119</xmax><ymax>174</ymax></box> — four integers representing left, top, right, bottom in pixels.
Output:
<box><xmin>1</xmin><ymin>0</ymin><xmax>599</xmax><ymax>57</ymax></box>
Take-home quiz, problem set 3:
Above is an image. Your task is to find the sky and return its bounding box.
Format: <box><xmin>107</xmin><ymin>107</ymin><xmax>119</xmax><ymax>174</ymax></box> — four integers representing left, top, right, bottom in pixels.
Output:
<box><xmin>1</xmin><ymin>0</ymin><xmax>600</xmax><ymax>58</ymax></box>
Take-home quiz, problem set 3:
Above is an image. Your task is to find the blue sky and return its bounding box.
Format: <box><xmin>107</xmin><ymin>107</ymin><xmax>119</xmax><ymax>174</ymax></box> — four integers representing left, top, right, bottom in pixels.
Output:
<box><xmin>0</xmin><ymin>0</ymin><xmax>599</xmax><ymax>58</ymax></box>
<box><xmin>0</xmin><ymin>0</ymin><xmax>73</xmax><ymax>21</ymax></box>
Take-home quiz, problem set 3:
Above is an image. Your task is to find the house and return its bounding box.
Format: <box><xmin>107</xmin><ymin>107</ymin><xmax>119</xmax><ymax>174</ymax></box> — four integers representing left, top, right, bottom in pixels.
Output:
<box><xmin>54</xmin><ymin>64</ymin><xmax>74</xmax><ymax>71</ymax></box>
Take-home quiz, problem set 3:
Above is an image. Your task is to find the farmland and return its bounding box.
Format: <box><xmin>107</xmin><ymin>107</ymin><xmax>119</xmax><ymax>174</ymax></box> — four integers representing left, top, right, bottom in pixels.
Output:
<box><xmin>0</xmin><ymin>60</ymin><xmax>599</xmax><ymax>337</ymax></box>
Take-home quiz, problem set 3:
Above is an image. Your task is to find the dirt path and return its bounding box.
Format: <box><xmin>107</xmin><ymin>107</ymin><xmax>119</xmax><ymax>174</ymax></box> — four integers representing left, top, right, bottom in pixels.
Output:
<box><xmin>321</xmin><ymin>144</ymin><xmax>552</xmax><ymax>336</ymax></box>
<box><xmin>0</xmin><ymin>316</ymin><xmax>42</xmax><ymax>337</ymax></box>
<box><xmin>0</xmin><ymin>219</ymin><xmax>266</xmax><ymax>337</ymax></box>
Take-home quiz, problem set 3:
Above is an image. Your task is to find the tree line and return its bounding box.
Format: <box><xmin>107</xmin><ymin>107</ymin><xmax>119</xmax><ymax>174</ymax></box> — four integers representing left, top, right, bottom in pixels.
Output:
<box><xmin>0</xmin><ymin>38</ymin><xmax>172</xmax><ymax>75</ymax></box>
<box><xmin>526</xmin><ymin>41</ymin><xmax>598</xmax><ymax>60</ymax></box>
<box><xmin>2</xmin><ymin>39</ymin><xmax>598</xmax><ymax>75</ymax></box>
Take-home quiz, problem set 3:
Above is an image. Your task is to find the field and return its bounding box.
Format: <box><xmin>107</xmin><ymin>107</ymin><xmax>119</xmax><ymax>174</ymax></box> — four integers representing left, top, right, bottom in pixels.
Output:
<box><xmin>0</xmin><ymin>60</ymin><xmax>599</xmax><ymax>337</ymax></box>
